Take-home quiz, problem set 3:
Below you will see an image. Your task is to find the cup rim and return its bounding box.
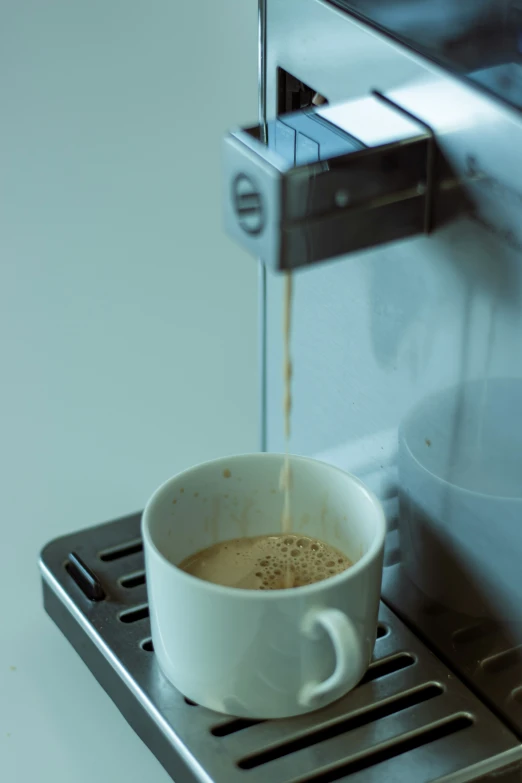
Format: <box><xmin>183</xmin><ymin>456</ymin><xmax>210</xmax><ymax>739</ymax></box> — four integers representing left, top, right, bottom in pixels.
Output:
<box><xmin>141</xmin><ymin>452</ymin><xmax>386</xmax><ymax>599</ymax></box>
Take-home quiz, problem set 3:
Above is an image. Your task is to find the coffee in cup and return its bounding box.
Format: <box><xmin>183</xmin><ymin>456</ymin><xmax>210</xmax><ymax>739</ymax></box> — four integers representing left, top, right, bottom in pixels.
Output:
<box><xmin>178</xmin><ymin>533</ymin><xmax>352</xmax><ymax>590</ymax></box>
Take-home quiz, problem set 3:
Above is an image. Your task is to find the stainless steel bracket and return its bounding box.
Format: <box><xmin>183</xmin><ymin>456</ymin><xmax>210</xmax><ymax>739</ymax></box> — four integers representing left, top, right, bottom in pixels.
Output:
<box><xmin>223</xmin><ymin>93</ymin><xmax>434</xmax><ymax>271</ymax></box>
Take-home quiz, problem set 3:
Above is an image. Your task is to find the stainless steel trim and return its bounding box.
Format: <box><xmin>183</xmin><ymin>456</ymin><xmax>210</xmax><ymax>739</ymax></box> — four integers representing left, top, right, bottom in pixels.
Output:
<box><xmin>258</xmin><ymin>0</ymin><xmax>266</xmax><ymax>128</ymax></box>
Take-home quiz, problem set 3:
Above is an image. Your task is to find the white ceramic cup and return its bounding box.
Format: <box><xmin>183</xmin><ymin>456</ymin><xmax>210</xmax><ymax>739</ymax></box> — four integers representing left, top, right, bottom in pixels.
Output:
<box><xmin>142</xmin><ymin>453</ymin><xmax>385</xmax><ymax>719</ymax></box>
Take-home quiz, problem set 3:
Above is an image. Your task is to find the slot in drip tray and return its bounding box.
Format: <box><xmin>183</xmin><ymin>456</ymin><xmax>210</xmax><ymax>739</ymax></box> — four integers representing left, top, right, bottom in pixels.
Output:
<box><xmin>40</xmin><ymin>513</ymin><xmax>522</xmax><ymax>783</ymax></box>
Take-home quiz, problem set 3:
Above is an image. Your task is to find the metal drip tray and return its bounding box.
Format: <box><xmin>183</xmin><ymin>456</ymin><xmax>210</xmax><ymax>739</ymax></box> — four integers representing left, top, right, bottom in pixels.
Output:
<box><xmin>40</xmin><ymin>513</ymin><xmax>522</xmax><ymax>783</ymax></box>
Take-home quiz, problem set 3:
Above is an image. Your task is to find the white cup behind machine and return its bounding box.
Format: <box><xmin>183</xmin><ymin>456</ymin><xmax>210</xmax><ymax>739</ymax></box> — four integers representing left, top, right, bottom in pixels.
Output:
<box><xmin>398</xmin><ymin>377</ymin><xmax>522</xmax><ymax>619</ymax></box>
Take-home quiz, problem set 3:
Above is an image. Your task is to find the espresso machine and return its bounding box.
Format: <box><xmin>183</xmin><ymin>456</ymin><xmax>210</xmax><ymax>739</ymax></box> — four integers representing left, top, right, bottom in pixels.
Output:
<box><xmin>40</xmin><ymin>1</ymin><xmax>522</xmax><ymax>780</ymax></box>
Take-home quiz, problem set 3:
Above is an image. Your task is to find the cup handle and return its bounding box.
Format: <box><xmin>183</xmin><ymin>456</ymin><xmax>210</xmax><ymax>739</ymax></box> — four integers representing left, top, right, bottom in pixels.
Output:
<box><xmin>298</xmin><ymin>608</ymin><xmax>364</xmax><ymax>707</ymax></box>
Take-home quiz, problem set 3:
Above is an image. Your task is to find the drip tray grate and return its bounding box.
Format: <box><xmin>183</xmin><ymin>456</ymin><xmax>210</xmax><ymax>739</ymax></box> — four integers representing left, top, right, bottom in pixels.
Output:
<box><xmin>40</xmin><ymin>513</ymin><xmax>522</xmax><ymax>783</ymax></box>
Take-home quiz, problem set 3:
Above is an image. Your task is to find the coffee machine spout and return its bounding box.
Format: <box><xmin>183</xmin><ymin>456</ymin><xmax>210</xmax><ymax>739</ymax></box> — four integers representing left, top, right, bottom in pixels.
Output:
<box><xmin>222</xmin><ymin>93</ymin><xmax>435</xmax><ymax>271</ymax></box>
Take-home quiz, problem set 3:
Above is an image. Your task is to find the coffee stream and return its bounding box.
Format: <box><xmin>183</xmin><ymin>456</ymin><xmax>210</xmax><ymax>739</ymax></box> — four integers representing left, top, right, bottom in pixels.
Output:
<box><xmin>280</xmin><ymin>271</ymin><xmax>294</xmax><ymax>586</ymax></box>
<box><xmin>177</xmin><ymin>269</ymin><xmax>353</xmax><ymax>591</ymax></box>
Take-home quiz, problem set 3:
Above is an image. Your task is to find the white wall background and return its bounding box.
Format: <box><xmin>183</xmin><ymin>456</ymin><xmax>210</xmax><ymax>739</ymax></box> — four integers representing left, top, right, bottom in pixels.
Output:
<box><xmin>0</xmin><ymin>2</ymin><xmax>258</xmax><ymax>780</ymax></box>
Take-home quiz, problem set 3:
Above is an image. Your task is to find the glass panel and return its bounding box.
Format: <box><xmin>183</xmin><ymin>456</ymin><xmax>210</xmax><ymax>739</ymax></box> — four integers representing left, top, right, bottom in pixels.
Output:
<box><xmin>330</xmin><ymin>0</ymin><xmax>522</xmax><ymax>109</ymax></box>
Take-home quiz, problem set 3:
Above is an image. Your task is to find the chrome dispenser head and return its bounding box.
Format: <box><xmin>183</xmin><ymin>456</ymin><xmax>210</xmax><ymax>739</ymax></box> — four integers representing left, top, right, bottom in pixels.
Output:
<box><xmin>223</xmin><ymin>94</ymin><xmax>433</xmax><ymax>271</ymax></box>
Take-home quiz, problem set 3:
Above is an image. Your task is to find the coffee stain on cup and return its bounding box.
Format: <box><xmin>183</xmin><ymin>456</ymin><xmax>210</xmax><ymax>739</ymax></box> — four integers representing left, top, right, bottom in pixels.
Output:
<box><xmin>210</xmin><ymin>497</ymin><xmax>221</xmax><ymax>543</ymax></box>
<box><xmin>334</xmin><ymin>517</ymin><xmax>342</xmax><ymax>540</ymax></box>
<box><xmin>223</xmin><ymin>469</ymin><xmax>231</xmax><ymax>478</ymax></box>
<box><xmin>320</xmin><ymin>492</ymin><xmax>329</xmax><ymax>540</ymax></box>
<box><xmin>230</xmin><ymin>497</ymin><xmax>254</xmax><ymax>537</ymax></box>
